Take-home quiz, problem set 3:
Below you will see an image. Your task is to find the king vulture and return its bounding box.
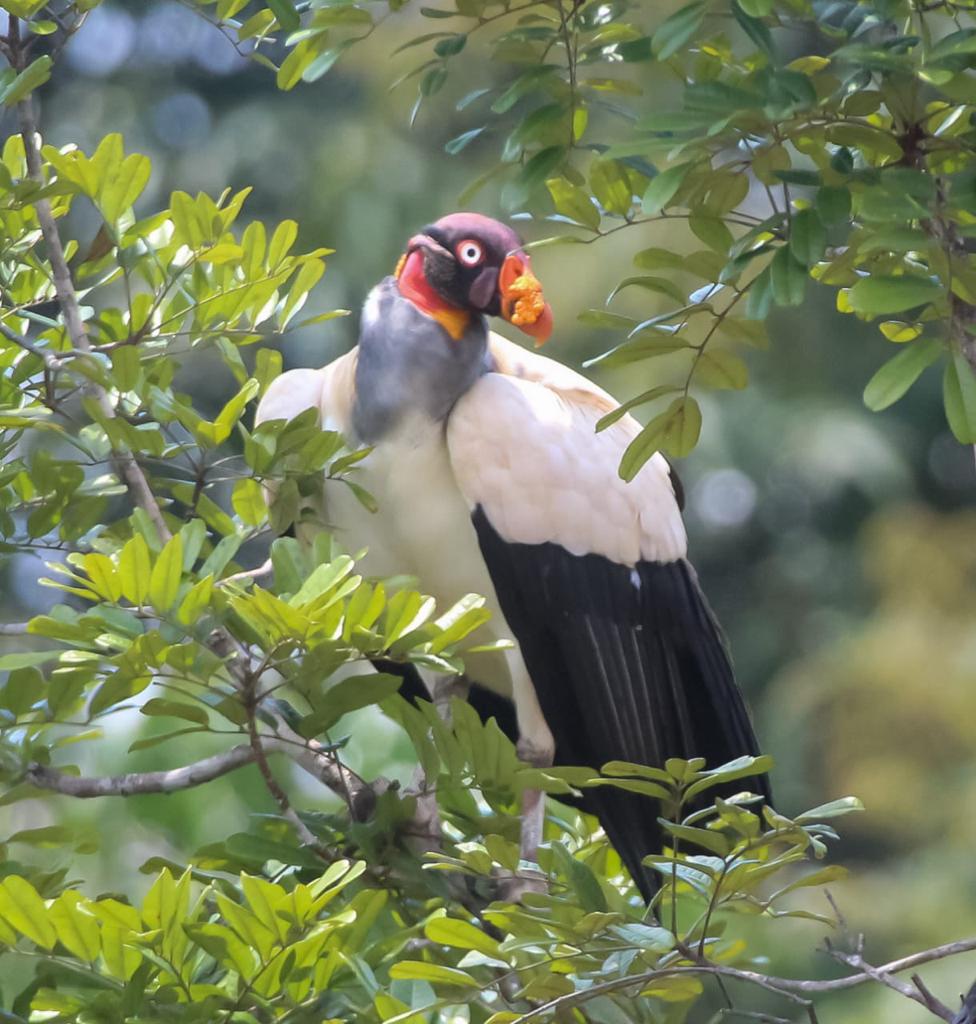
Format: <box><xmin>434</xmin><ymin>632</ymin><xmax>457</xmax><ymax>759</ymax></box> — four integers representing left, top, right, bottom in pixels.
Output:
<box><xmin>256</xmin><ymin>212</ymin><xmax>770</xmax><ymax>900</ymax></box>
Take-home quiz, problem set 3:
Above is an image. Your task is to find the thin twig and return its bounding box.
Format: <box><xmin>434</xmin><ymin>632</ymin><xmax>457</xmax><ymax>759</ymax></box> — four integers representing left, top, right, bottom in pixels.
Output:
<box><xmin>828</xmin><ymin>944</ymin><xmax>953</xmax><ymax>1021</ymax></box>
<box><xmin>0</xmin><ymin>320</ymin><xmax>62</xmax><ymax>370</ymax></box>
<box><xmin>914</xmin><ymin>974</ymin><xmax>955</xmax><ymax>1021</ymax></box>
<box><xmin>217</xmin><ymin>558</ymin><xmax>274</xmax><ymax>587</ymax></box>
<box><xmin>245</xmin><ymin>693</ymin><xmax>326</xmax><ymax>855</ymax></box>
<box><xmin>951</xmin><ymin>980</ymin><xmax>976</xmax><ymax>1024</ymax></box>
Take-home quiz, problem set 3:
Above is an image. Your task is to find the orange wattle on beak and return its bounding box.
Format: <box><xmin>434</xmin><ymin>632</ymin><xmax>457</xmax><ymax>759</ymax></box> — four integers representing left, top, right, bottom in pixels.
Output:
<box><xmin>499</xmin><ymin>252</ymin><xmax>553</xmax><ymax>346</ymax></box>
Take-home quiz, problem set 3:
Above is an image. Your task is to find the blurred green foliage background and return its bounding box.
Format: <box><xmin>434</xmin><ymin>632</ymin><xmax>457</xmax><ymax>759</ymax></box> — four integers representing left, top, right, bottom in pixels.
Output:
<box><xmin>2</xmin><ymin>1</ymin><xmax>975</xmax><ymax>1017</ymax></box>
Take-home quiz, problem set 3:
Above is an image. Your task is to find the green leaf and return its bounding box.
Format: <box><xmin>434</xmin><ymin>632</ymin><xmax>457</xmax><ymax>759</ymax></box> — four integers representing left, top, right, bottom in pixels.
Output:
<box><xmin>445</xmin><ymin>127</ymin><xmax>486</xmax><ymax>154</ymax></box>
<box><xmin>267</xmin><ymin>0</ymin><xmax>300</xmax><ymax>32</ymax></box>
<box><xmin>879</xmin><ymin>321</ymin><xmax>922</xmax><ymax>343</ymax></box>
<box><xmin>590</xmin><ymin>158</ymin><xmax>633</xmax><ymax>217</ymax></box>
<box><xmin>420</xmin><ymin>65</ymin><xmax>448</xmax><ymax>98</ymax></box>
<box><xmin>794</xmin><ymin>796</ymin><xmax>864</xmax><ymax>823</ymax></box>
<box><xmin>149</xmin><ymin>534</ymin><xmax>183</xmax><ymax>612</ymax></box>
<box><xmin>732</xmin><ymin>1</ymin><xmax>774</xmax><ymax>56</ymax></box>
<box><xmin>504</xmin><ymin>146</ymin><xmax>566</xmax><ymax>208</ymax></box>
<box><xmin>424</xmin><ymin>916</ymin><xmax>502</xmax><ymax>958</ymax></box>
<box><xmin>225</xmin><ymin>833</ymin><xmax>324</xmax><ymax>869</ymax></box>
<box><xmin>1</xmin><ymin>55</ymin><xmax>52</xmax><ymax>106</ymax></box>
<box><xmin>683</xmin><ymin>754</ymin><xmax>774</xmax><ymax>800</ymax></box>
<box><xmin>49</xmin><ymin>891</ymin><xmax>101</xmax><ymax>961</ymax></box>
<box><xmin>376</xmin><ymin>993</ymin><xmax>426</xmax><ymax>1024</ymax></box>
<box><xmin>642</xmin><ymin>162</ymin><xmax>694</xmax><ymax>215</ymax></box>
<box><xmin>770</xmin><ymin>246</ymin><xmax>807</xmax><ymax>307</ymax></box>
<box><xmin>607</xmin><ymin>276</ymin><xmax>687</xmax><ymax>305</ymax></box>
<box><xmin>696</xmin><ymin>349</ymin><xmax>749</xmax><ymax>390</ymax></box>
<box><xmin>434</xmin><ymin>33</ymin><xmax>467</xmax><ymax>57</ymax></box>
<box><xmin>943</xmin><ymin>353</ymin><xmax>976</xmax><ymax>444</ymax></box>
<box><xmin>232</xmin><ymin>478</ymin><xmax>267</xmax><ymax>527</ymax></box>
<box><xmin>140</xmin><ymin>697</ymin><xmax>209</xmax><ymax>727</ymax></box>
<box><xmin>816</xmin><ymin>186</ymin><xmax>852</xmax><ymax>226</ymax></box>
<box><xmin>770</xmin><ymin>864</ymin><xmax>849</xmax><ymax>901</ymax></box>
<box><xmin>689</xmin><ymin>213</ymin><xmax>733</xmax><ymax>254</ymax></box>
<box><xmin>660</xmin><ymin>822</ymin><xmax>731</xmax><ymax>856</ymax></box>
<box><xmin>848</xmin><ymin>276</ymin><xmax>942</xmax><ymax>316</ymax></box>
<box><xmin>596</xmin><ymin>385</ymin><xmax>680</xmax><ymax>431</ymax></box>
<box><xmin>863</xmin><ymin>338</ymin><xmax>942</xmax><ymax>411</ymax></box>
<box><xmin>99</xmin><ymin>151</ymin><xmax>152</xmax><ymax>227</ymax></box>
<box><xmin>619</xmin><ymin>397</ymin><xmax>701</xmax><ymax>480</ymax></box>
<box><xmin>578</xmin><ymin>309</ymin><xmax>637</xmax><ymax>331</ymax></box>
<box><xmin>491</xmin><ymin>66</ymin><xmax>558</xmax><ymax>114</ymax></box>
<box><xmin>789</xmin><ymin>208</ymin><xmax>826</xmax><ymax>268</ymax></box>
<box><xmin>0</xmin><ymin>876</ymin><xmax>57</xmax><ymax>949</ymax></box>
<box><xmin>389</xmin><ymin>961</ymin><xmax>480</xmax><ymax>988</ymax></box>
<box><xmin>299</xmin><ymin>673</ymin><xmax>402</xmax><ymax>737</ymax></box>
<box><xmin>549</xmin><ymin>841</ymin><xmax>607</xmax><ymax>913</ymax></box>
<box><xmin>118</xmin><ymin>532</ymin><xmax>150</xmax><ymax>602</ymax></box>
<box><xmin>0</xmin><ymin>650</ymin><xmax>58</xmax><ymax>670</ymax></box>
<box><xmin>213</xmin><ymin>379</ymin><xmax>260</xmax><ymax>445</ymax></box>
<box><xmin>652</xmin><ymin>1</ymin><xmax>706</xmax><ymax>60</ymax></box>
<box><xmin>546</xmin><ymin>176</ymin><xmax>600</xmax><ymax>230</ymax></box>
<box><xmin>640</xmin><ymin>975</ymin><xmax>704</xmax><ymax>1002</ymax></box>
<box><xmin>633</xmin><ymin>247</ymin><xmax>685</xmax><ymax>272</ymax></box>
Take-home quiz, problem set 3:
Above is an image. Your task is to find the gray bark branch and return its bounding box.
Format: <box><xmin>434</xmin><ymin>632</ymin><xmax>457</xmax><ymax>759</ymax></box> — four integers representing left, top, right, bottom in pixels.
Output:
<box><xmin>517</xmin><ymin>937</ymin><xmax>976</xmax><ymax>1023</ymax></box>
<box><xmin>5</xmin><ymin>25</ymin><xmax>386</xmax><ymax>838</ymax></box>
<box><xmin>26</xmin><ymin>745</ymin><xmax>257</xmax><ymax>796</ymax></box>
<box><xmin>15</xmin><ymin>80</ymin><xmax>172</xmax><ymax>545</ymax></box>
<box><xmin>24</xmin><ymin>734</ymin><xmax>382</xmax><ymax>814</ymax></box>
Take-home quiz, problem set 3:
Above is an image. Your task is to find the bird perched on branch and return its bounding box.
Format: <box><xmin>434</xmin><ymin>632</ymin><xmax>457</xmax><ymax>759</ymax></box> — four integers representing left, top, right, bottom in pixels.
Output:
<box><xmin>256</xmin><ymin>212</ymin><xmax>770</xmax><ymax>900</ymax></box>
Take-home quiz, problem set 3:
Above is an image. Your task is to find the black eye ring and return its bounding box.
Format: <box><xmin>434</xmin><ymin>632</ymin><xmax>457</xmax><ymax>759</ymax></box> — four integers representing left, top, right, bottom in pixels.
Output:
<box><xmin>456</xmin><ymin>240</ymin><xmax>484</xmax><ymax>266</ymax></box>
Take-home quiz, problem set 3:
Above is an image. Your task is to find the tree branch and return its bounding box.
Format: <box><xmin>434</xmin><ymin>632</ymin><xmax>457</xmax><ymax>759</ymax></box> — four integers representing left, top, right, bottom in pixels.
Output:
<box><xmin>515</xmin><ymin>938</ymin><xmax>976</xmax><ymax>1023</ymax></box>
<box><xmin>14</xmin><ymin>59</ymin><xmax>172</xmax><ymax>545</ymax></box>
<box><xmin>952</xmin><ymin>980</ymin><xmax>976</xmax><ymax>1024</ymax></box>
<box><xmin>243</xmin><ymin>664</ymin><xmax>329</xmax><ymax>855</ymax></box>
<box><xmin>217</xmin><ymin>558</ymin><xmax>274</xmax><ymax>587</ymax></box>
<box><xmin>262</xmin><ymin>731</ymin><xmax>383</xmax><ymax>822</ymax></box>
<box><xmin>828</xmin><ymin>942</ymin><xmax>954</xmax><ymax>1021</ymax></box>
<box><xmin>9</xmin><ymin>26</ymin><xmax>385</xmax><ymax>831</ymax></box>
<box><xmin>25</xmin><ymin>732</ymin><xmax>385</xmax><ymax>817</ymax></box>
<box><xmin>206</xmin><ymin>629</ymin><xmax>382</xmax><ymax>821</ymax></box>
<box><xmin>25</xmin><ymin>745</ymin><xmax>258</xmax><ymax>796</ymax></box>
<box><xmin>0</xmin><ymin>320</ymin><xmax>62</xmax><ymax>371</ymax></box>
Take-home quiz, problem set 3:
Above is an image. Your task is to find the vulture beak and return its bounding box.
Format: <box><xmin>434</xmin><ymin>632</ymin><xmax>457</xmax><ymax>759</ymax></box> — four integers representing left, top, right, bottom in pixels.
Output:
<box><xmin>404</xmin><ymin>233</ymin><xmax>452</xmax><ymax>261</ymax></box>
<box><xmin>498</xmin><ymin>251</ymin><xmax>553</xmax><ymax>346</ymax></box>
<box><xmin>394</xmin><ymin>232</ymin><xmax>455</xmax><ymax>283</ymax></box>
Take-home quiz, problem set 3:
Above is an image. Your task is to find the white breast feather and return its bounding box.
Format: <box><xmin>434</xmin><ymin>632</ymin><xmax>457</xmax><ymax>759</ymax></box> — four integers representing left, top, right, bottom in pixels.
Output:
<box><xmin>447</xmin><ymin>372</ymin><xmax>687</xmax><ymax>566</ymax></box>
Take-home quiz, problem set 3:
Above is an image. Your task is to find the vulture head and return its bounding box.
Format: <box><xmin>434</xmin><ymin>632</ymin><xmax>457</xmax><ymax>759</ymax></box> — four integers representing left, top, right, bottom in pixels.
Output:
<box><xmin>395</xmin><ymin>212</ymin><xmax>554</xmax><ymax>344</ymax></box>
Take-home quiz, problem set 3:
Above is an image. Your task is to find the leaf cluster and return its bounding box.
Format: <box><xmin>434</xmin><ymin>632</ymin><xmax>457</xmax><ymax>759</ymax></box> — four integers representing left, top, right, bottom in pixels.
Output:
<box><xmin>210</xmin><ymin>0</ymin><xmax>976</xmax><ymax>471</ymax></box>
<box><xmin>0</xmin><ymin>752</ymin><xmax>861</xmax><ymax>1023</ymax></box>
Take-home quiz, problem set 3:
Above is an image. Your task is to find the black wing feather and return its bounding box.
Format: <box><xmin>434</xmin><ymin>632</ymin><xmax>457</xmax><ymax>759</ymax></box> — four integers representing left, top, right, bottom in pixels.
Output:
<box><xmin>373</xmin><ymin>658</ymin><xmax>521</xmax><ymax>744</ymax></box>
<box><xmin>472</xmin><ymin>506</ymin><xmax>770</xmax><ymax>901</ymax></box>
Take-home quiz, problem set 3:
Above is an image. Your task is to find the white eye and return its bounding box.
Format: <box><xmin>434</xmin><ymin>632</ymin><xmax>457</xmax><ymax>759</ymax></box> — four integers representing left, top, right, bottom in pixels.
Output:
<box><xmin>457</xmin><ymin>240</ymin><xmax>484</xmax><ymax>266</ymax></box>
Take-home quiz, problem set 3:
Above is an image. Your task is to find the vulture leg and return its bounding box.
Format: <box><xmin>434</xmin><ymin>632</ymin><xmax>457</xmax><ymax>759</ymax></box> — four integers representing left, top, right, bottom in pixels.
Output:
<box><xmin>517</xmin><ymin>740</ymin><xmax>552</xmax><ymax>863</ymax></box>
<box><xmin>499</xmin><ymin>654</ymin><xmax>554</xmax><ymax>900</ymax></box>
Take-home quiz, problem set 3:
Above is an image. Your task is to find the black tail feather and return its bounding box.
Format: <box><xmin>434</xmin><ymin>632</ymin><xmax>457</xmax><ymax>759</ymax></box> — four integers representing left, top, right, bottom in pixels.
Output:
<box><xmin>472</xmin><ymin>507</ymin><xmax>770</xmax><ymax>902</ymax></box>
